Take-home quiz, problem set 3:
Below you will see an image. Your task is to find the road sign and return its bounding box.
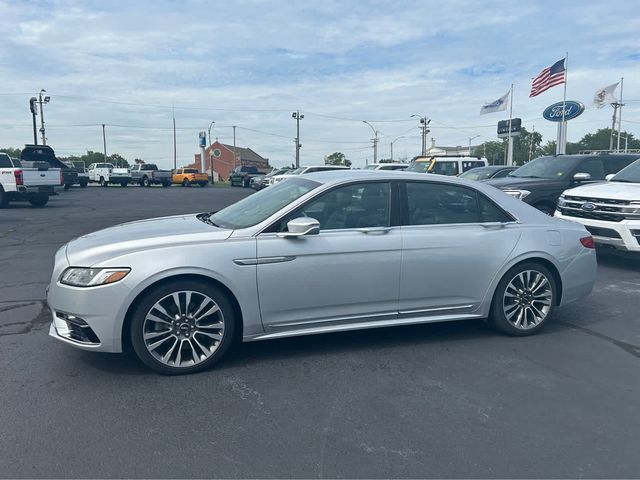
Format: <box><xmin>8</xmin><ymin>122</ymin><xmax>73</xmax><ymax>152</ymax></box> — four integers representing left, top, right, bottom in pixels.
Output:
<box><xmin>497</xmin><ymin>118</ymin><xmax>521</xmax><ymax>138</ymax></box>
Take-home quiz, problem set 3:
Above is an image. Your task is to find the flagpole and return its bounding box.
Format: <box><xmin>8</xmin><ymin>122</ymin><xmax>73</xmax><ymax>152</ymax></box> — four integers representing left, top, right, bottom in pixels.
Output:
<box><xmin>616</xmin><ymin>77</ymin><xmax>624</xmax><ymax>152</ymax></box>
<box><xmin>507</xmin><ymin>83</ymin><xmax>514</xmax><ymax>166</ymax></box>
<box><xmin>559</xmin><ymin>52</ymin><xmax>568</xmax><ymax>155</ymax></box>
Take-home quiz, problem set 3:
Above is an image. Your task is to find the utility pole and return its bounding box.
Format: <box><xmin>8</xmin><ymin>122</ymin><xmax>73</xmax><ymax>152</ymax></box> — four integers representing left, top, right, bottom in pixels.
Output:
<box><xmin>609</xmin><ymin>103</ymin><xmax>618</xmax><ymax>151</ymax></box>
<box><xmin>29</xmin><ymin>97</ymin><xmax>38</xmax><ymax>145</ymax></box>
<box><xmin>506</xmin><ymin>83</ymin><xmax>514</xmax><ymax>165</ymax></box>
<box><xmin>102</xmin><ymin>124</ymin><xmax>108</xmax><ymax>164</ymax></box>
<box><xmin>233</xmin><ymin>126</ymin><xmax>237</xmax><ymax>167</ymax></box>
<box><xmin>362</xmin><ymin>120</ymin><xmax>379</xmax><ymax>164</ymax></box>
<box><xmin>292</xmin><ymin>111</ymin><xmax>303</xmax><ymax>168</ymax></box>
<box><xmin>38</xmin><ymin>89</ymin><xmax>50</xmax><ymax>145</ymax></box>
<box><xmin>468</xmin><ymin>135</ymin><xmax>480</xmax><ymax>156</ymax></box>
<box><xmin>172</xmin><ymin>110</ymin><xmax>177</xmax><ymax>170</ymax></box>
<box><xmin>411</xmin><ymin>115</ymin><xmax>430</xmax><ymax>156</ymax></box>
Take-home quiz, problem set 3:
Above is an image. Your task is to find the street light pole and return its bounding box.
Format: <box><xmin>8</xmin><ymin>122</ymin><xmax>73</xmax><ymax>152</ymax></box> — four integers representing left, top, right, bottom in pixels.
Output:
<box><xmin>468</xmin><ymin>135</ymin><xmax>480</xmax><ymax>155</ymax></box>
<box><xmin>102</xmin><ymin>124</ymin><xmax>108</xmax><ymax>165</ymax></box>
<box><xmin>29</xmin><ymin>97</ymin><xmax>38</xmax><ymax>145</ymax></box>
<box><xmin>38</xmin><ymin>89</ymin><xmax>50</xmax><ymax>145</ymax></box>
<box><xmin>362</xmin><ymin>121</ymin><xmax>379</xmax><ymax>165</ymax></box>
<box><xmin>207</xmin><ymin>121</ymin><xmax>215</xmax><ymax>181</ymax></box>
<box><xmin>292</xmin><ymin>111</ymin><xmax>304</xmax><ymax>168</ymax></box>
<box><xmin>390</xmin><ymin>135</ymin><xmax>405</xmax><ymax>161</ymax></box>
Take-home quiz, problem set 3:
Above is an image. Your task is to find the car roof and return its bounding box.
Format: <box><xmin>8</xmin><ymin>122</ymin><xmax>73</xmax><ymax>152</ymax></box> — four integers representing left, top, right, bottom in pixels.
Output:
<box><xmin>467</xmin><ymin>165</ymin><xmax>516</xmax><ymax>171</ymax></box>
<box><xmin>302</xmin><ymin>169</ymin><xmax>482</xmax><ymax>185</ymax></box>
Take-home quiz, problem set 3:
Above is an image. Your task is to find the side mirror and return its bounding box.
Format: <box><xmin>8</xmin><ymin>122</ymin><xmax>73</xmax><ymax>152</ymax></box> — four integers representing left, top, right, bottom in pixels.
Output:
<box><xmin>572</xmin><ymin>172</ymin><xmax>591</xmax><ymax>182</ymax></box>
<box><xmin>605</xmin><ymin>174</ymin><xmax>615</xmax><ymax>182</ymax></box>
<box><xmin>277</xmin><ymin>217</ymin><xmax>320</xmax><ymax>238</ymax></box>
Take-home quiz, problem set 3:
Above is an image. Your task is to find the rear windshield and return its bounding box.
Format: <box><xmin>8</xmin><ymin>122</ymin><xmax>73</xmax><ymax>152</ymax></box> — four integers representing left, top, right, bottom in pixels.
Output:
<box><xmin>459</xmin><ymin>167</ymin><xmax>498</xmax><ymax>181</ymax></box>
<box><xmin>0</xmin><ymin>154</ymin><xmax>13</xmax><ymax>168</ymax></box>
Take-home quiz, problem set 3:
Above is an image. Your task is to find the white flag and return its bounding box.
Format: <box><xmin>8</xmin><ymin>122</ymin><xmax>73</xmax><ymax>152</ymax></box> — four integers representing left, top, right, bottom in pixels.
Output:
<box><xmin>593</xmin><ymin>82</ymin><xmax>619</xmax><ymax>108</ymax></box>
<box><xmin>480</xmin><ymin>91</ymin><xmax>510</xmax><ymax>115</ymax></box>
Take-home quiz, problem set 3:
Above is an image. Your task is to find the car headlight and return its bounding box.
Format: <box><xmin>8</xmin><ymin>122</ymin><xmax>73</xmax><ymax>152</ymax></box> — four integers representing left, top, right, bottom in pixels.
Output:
<box><xmin>60</xmin><ymin>267</ymin><xmax>131</xmax><ymax>287</ymax></box>
<box><xmin>502</xmin><ymin>189</ymin><xmax>531</xmax><ymax>200</ymax></box>
<box><xmin>557</xmin><ymin>194</ymin><xmax>567</xmax><ymax>207</ymax></box>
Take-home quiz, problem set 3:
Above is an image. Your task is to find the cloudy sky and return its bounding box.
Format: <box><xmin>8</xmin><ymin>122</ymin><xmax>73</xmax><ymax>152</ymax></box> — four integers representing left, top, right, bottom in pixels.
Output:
<box><xmin>0</xmin><ymin>0</ymin><xmax>639</xmax><ymax>168</ymax></box>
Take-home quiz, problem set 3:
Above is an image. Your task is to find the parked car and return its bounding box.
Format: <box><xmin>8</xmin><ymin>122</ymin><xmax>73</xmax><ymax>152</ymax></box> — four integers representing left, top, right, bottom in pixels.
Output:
<box><xmin>407</xmin><ymin>156</ymin><xmax>488</xmax><ymax>176</ymax></box>
<box><xmin>252</xmin><ymin>167</ymin><xmax>293</xmax><ymax>190</ymax></box>
<box><xmin>486</xmin><ymin>153</ymin><xmax>640</xmax><ymax>215</ymax></box>
<box><xmin>0</xmin><ymin>153</ymin><xmax>61</xmax><ymax>207</ymax></box>
<box><xmin>271</xmin><ymin>165</ymin><xmax>350</xmax><ymax>184</ymax></box>
<box><xmin>47</xmin><ymin>170</ymin><xmax>596</xmax><ymax>374</ymax></box>
<box><xmin>64</xmin><ymin>162</ymin><xmax>89</xmax><ymax>188</ymax></box>
<box><xmin>172</xmin><ymin>168</ymin><xmax>208</xmax><ymax>187</ymax></box>
<box><xmin>20</xmin><ymin>144</ymin><xmax>78</xmax><ymax>189</ymax></box>
<box><xmin>130</xmin><ymin>164</ymin><xmax>172</xmax><ymax>187</ymax></box>
<box><xmin>364</xmin><ymin>163</ymin><xmax>409</xmax><ymax>171</ymax></box>
<box><xmin>555</xmin><ymin>158</ymin><xmax>640</xmax><ymax>252</ymax></box>
<box><xmin>458</xmin><ymin>165</ymin><xmax>518</xmax><ymax>181</ymax></box>
<box><xmin>229</xmin><ymin>166</ymin><xmax>265</xmax><ymax>187</ymax></box>
<box><xmin>88</xmin><ymin>163</ymin><xmax>132</xmax><ymax>187</ymax></box>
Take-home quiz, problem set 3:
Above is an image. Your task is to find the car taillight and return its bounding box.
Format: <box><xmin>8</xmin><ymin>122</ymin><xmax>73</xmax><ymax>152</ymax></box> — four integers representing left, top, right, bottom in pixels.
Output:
<box><xmin>580</xmin><ymin>236</ymin><xmax>595</xmax><ymax>249</ymax></box>
<box><xmin>14</xmin><ymin>169</ymin><xmax>23</xmax><ymax>186</ymax></box>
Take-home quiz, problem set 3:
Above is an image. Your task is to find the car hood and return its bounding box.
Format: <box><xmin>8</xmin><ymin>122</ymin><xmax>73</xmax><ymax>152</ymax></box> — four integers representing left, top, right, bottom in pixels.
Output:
<box><xmin>563</xmin><ymin>181</ymin><xmax>640</xmax><ymax>200</ymax></box>
<box><xmin>65</xmin><ymin>214</ymin><xmax>232</xmax><ymax>266</ymax></box>
<box><xmin>485</xmin><ymin>176</ymin><xmax>566</xmax><ymax>190</ymax></box>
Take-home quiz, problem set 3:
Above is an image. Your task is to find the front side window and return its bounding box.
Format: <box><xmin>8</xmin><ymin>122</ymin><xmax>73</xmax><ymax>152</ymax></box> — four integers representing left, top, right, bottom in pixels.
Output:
<box><xmin>405</xmin><ymin>182</ymin><xmax>480</xmax><ymax>225</ymax></box>
<box><xmin>511</xmin><ymin>156</ymin><xmax>581</xmax><ymax>179</ymax></box>
<box><xmin>575</xmin><ymin>158</ymin><xmax>605</xmax><ymax>180</ymax></box>
<box><xmin>431</xmin><ymin>161</ymin><xmax>459</xmax><ymax>176</ymax></box>
<box><xmin>277</xmin><ymin>182</ymin><xmax>391</xmax><ymax>231</ymax></box>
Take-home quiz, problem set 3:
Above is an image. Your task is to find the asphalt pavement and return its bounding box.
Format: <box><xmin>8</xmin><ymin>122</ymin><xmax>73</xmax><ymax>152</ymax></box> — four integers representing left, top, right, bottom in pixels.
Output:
<box><xmin>1</xmin><ymin>184</ymin><xmax>639</xmax><ymax>478</ymax></box>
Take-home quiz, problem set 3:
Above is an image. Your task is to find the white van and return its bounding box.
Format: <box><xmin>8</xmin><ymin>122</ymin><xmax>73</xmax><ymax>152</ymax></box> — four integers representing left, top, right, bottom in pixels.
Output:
<box><xmin>407</xmin><ymin>156</ymin><xmax>489</xmax><ymax>176</ymax></box>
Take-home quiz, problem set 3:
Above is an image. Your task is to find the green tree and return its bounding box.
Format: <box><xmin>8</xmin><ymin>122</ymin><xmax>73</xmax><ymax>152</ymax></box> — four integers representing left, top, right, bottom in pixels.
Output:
<box><xmin>324</xmin><ymin>152</ymin><xmax>352</xmax><ymax>167</ymax></box>
<box><xmin>475</xmin><ymin>127</ymin><xmax>543</xmax><ymax>165</ymax></box>
<box><xmin>0</xmin><ymin>147</ymin><xmax>22</xmax><ymax>158</ymax></box>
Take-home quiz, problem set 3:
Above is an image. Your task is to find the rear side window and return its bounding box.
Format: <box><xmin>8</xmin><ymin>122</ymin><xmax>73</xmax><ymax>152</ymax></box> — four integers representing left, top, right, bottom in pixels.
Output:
<box><xmin>478</xmin><ymin>195</ymin><xmax>513</xmax><ymax>223</ymax></box>
<box><xmin>576</xmin><ymin>158</ymin><xmax>605</xmax><ymax>180</ymax></box>
<box><xmin>462</xmin><ymin>161</ymin><xmax>486</xmax><ymax>172</ymax></box>
<box><xmin>184</xmin><ymin>169</ymin><xmax>198</xmax><ymax>174</ymax></box>
<box><xmin>0</xmin><ymin>154</ymin><xmax>12</xmax><ymax>168</ymax></box>
<box><xmin>431</xmin><ymin>161</ymin><xmax>459</xmax><ymax>176</ymax></box>
<box><xmin>405</xmin><ymin>182</ymin><xmax>479</xmax><ymax>225</ymax></box>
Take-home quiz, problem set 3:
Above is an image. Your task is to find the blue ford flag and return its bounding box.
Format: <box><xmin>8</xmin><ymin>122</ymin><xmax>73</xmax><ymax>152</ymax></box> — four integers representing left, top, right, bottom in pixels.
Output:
<box><xmin>480</xmin><ymin>90</ymin><xmax>510</xmax><ymax>115</ymax></box>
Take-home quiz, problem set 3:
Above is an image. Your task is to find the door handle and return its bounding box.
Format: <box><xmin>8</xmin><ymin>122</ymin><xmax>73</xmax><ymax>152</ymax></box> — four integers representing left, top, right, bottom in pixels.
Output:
<box><xmin>357</xmin><ymin>227</ymin><xmax>392</xmax><ymax>234</ymax></box>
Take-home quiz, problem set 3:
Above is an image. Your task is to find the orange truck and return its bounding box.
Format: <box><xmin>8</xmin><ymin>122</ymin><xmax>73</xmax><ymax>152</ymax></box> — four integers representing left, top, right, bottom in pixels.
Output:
<box><xmin>172</xmin><ymin>168</ymin><xmax>209</xmax><ymax>187</ymax></box>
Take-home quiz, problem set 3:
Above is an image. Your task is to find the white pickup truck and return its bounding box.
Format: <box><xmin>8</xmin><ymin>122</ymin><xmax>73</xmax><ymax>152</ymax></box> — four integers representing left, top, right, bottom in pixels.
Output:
<box><xmin>87</xmin><ymin>163</ymin><xmax>132</xmax><ymax>187</ymax></box>
<box><xmin>555</xmin><ymin>158</ymin><xmax>640</xmax><ymax>252</ymax></box>
<box><xmin>0</xmin><ymin>153</ymin><xmax>61</xmax><ymax>207</ymax></box>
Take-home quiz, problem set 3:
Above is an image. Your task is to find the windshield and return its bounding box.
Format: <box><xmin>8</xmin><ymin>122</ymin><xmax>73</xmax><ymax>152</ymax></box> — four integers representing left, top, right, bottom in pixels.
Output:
<box><xmin>288</xmin><ymin>167</ymin><xmax>305</xmax><ymax>175</ymax></box>
<box><xmin>511</xmin><ymin>156</ymin><xmax>582</xmax><ymax>179</ymax></box>
<box><xmin>459</xmin><ymin>167</ymin><xmax>496</xmax><ymax>181</ymax></box>
<box><xmin>611</xmin><ymin>159</ymin><xmax>640</xmax><ymax>183</ymax></box>
<box><xmin>210</xmin><ymin>177</ymin><xmax>320</xmax><ymax>229</ymax></box>
<box><xmin>406</xmin><ymin>162</ymin><xmax>430</xmax><ymax>173</ymax></box>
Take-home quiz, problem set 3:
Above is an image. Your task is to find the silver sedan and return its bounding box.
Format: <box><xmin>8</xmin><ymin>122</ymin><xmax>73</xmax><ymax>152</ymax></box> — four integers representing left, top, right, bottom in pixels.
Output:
<box><xmin>47</xmin><ymin>171</ymin><xmax>597</xmax><ymax>374</ymax></box>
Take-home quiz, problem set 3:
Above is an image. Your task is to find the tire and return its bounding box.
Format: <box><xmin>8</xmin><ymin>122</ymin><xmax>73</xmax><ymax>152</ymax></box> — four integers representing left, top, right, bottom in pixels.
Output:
<box><xmin>162</xmin><ymin>181</ymin><xmax>171</xmax><ymax>188</ymax></box>
<box><xmin>130</xmin><ymin>279</ymin><xmax>237</xmax><ymax>375</ymax></box>
<box><xmin>488</xmin><ymin>262</ymin><xmax>557</xmax><ymax>336</ymax></box>
<box><xmin>243</xmin><ymin>179</ymin><xmax>250</xmax><ymax>188</ymax></box>
<box><xmin>534</xmin><ymin>203</ymin><xmax>555</xmax><ymax>216</ymax></box>
<box><xmin>182</xmin><ymin>179</ymin><xmax>191</xmax><ymax>187</ymax></box>
<box><xmin>80</xmin><ymin>181</ymin><xmax>88</xmax><ymax>188</ymax></box>
<box><xmin>121</xmin><ymin>182</ymin><xmax>128</xmax><ymax>187</ymax></box>
<box><xmin>100</xmin><ymin>177</ymin><xmax>108</xmax><ymax>187</ymax></box>
<box><xmin>142</xmin><ymin>176</ymin><xmax>151</xmax><ymax>187</ymax></box>
<box><xmin>0</xmin><ymin>187</ymin><xmax>8</xmax><ymax>208</ymax></box>
<box><xmin>199</xmin><ymin>182</ymin><xmax>207</xmax><ymax>187</ymax></box>
<box><xmin>64</xmin><ymin>184</ymin><xmax>71</xmax><ymax>191</ymax></box>
<box><xmin>29</xmin><ymin>194</ymin><xmax>49</xmax><ymax>207</ymax></box>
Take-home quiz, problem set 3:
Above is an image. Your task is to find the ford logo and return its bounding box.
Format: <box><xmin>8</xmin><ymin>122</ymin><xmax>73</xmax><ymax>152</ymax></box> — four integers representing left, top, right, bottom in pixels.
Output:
<box><xmin>543</xmin><ymin>101</ymin><xmax>585</xmax><ymax>122</ymax></box>
<box><xmin>581</xmin><ymin>202</ymin><xmax>596</xmax><ymax>211</ymax></box>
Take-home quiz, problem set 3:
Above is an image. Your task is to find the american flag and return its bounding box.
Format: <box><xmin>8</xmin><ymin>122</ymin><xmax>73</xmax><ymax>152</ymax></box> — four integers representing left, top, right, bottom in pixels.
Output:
<box><xmin>529</xmin><ymin>59</ymin><xmax>566</xmax><ymax>97</ymax></box>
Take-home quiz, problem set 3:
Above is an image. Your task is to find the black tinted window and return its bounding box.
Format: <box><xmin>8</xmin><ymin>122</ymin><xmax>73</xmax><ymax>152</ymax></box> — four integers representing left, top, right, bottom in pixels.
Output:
<box><xmin>604</xmin><ymin>156</ymin><xmax>639</xmax><ymax>175</ymax></box>
<box><xmin>287</xmin><ymin>182</ymin><xmax>390</xmax><ymax>230</ymax></box>
<box><xmin>462</xmin><ymin>161</ymin><xmax>486</xmax><ymax>172</ymax></box>
<box><xmin>431</xmin><ymin>161</ymin><xmax>459</xmax><ymax>176</ymax></box>
<box><xmin>576</xmin><ymin>158</ymin><xmax>605</xmax><ymax>180</ymax></box>
<box><xmin>479</xmin><ymin>195</ymin><xmax>512</xmax><ymax>223</ymax></box>
<box><xmin>405</xmin><ymin>182</ymin><xmax>480</xmax><ymax>225</ymax></box>
<box><xmin>0</xmin><ymin>154</ymin><xmax>12</xmax><ymax>168</ymax></box>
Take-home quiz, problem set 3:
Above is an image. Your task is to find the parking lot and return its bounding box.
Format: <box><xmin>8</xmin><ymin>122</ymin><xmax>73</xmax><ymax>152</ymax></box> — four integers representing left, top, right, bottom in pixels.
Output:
<box><xmin>1</xmin><ymin>185</ymin><xmax>639</xmax><ymax>478</ymax></box>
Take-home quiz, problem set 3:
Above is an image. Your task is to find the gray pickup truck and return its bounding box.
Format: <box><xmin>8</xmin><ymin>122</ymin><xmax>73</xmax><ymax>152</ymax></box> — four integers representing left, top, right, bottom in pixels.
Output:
<box><xmin>129</xmin><ymin>164</ymin><xmax>172</xmax><ymax>187</ymax></box>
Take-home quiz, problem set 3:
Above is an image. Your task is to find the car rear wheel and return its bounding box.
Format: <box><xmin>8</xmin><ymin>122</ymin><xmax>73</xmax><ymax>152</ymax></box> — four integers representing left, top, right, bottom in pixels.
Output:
<box><xmin>99</xmin><ymin>177</ymin><xmax>108</xmax><ymax>187</ymax></box>
<box><xmin>162</xmin><ymin>181</ymin><xmax>171</xmax><ymax>188</ymax></box>
<box><xmin>120</xmin><ymin>182</ymin><xmax>128</xmax><ymax>187</ymax></box>
<box><xmin>489</xmin><ymin>262</ymin><xmax>556</xmax><ymax>336</ymax></box>
<box><xmin>130</xmin><ymin>280</ymin><xmax>236</xmax><ymax>375</ymax></box>
<box><xmin>199</xmin><ymin>182</ymin><xmax>207</xmax><ymax>187</ymax></box>
<box><xmin>182</xmin><ymin>179</ymin><xmax>191</xmax><ymax>187</ymax></box>
<box><xmin>142</xmin><ymin>176</ymin><xmax>151</xmax><ymax>187</ymax></box>
<box><xmin>64</xmin><ymin>184</ymin><xmax>71</xmax><ymax>190</ymax></box>
<box><xmin>80</xmin><ymin>181</ymin><xmax>88</xmax><ymax>188</ymax></box>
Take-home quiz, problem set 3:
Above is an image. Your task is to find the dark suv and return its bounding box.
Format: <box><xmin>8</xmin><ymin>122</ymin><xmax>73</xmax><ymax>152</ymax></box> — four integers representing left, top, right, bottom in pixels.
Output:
<box><xmin>485</xmin><ymin>153</ymin><xmax>640</xmax><ymax>215</ymax></box>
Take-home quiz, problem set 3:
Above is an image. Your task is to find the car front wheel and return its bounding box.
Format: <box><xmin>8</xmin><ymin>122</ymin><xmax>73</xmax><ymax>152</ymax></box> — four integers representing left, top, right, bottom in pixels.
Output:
<box><xmin>130</xmin><ymin>280</ymin><xmax>236</xmax><ymax>375</ymax></box>
<box><xmin>489</xmin><ymin>262</ymin><xmax>556</xmax><ymax>336</ymax></box>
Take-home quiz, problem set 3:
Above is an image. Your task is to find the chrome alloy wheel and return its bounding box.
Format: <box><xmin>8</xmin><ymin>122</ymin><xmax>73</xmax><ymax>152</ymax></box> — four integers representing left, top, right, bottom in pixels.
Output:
<box><xmin>502</xmin><ymin>270</ymin><xmax>553</xmax><ymax>330</ymax></box>
<box><xmin>142</xmin><ymin>290</ymin><xmax>225</xmax><ymax>368</ymax></box>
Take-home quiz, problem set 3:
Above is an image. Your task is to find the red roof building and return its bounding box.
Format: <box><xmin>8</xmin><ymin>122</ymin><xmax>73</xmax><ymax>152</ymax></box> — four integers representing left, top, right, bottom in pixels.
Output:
<box><xmin>190</xmin><ymin>141</ymin><xmax>270</xmax><ymax>181</ymax></box>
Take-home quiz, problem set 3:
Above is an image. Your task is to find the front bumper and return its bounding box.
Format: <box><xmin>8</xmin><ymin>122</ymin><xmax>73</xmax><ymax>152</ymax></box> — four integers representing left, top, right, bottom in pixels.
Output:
<box><xmin>555</xmin><ymin>211</ymin><xmax>640</xmax><ymax>252</ymax></box>
<box><xmin>47</xmin><ymin>275</ymin><xmax>133</xmax><ymax>353</ymax></box>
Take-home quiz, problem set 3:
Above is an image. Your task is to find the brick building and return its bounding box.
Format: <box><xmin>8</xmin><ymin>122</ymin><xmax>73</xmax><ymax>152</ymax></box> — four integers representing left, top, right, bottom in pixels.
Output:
<box><xmin>191</xmin><ymin>141</ymin><xmax>270</xmax><ymax>181</ymax></box>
